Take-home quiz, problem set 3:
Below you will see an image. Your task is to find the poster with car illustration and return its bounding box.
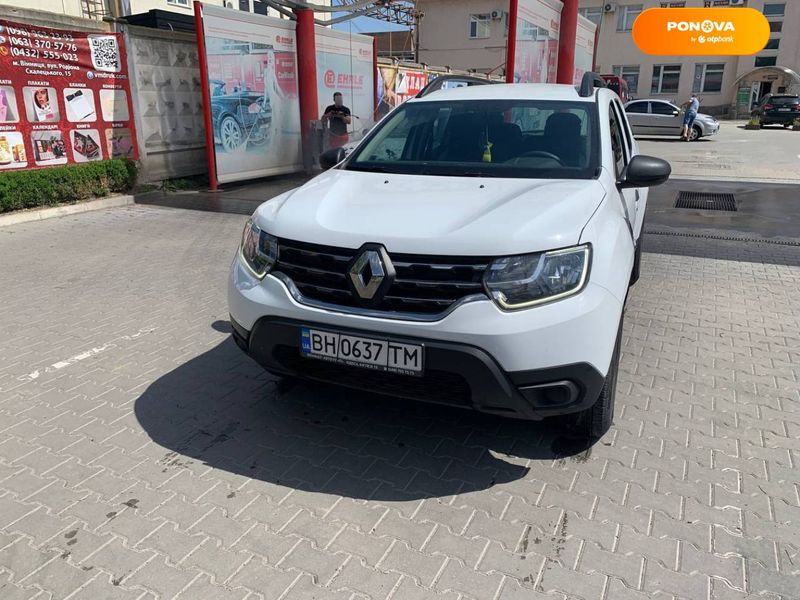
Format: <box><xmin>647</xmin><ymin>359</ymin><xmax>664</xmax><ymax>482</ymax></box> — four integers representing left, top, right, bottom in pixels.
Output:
<box><xmin>198</xmin><ymin>4</ymin><xmax>302</xmax><ymax>184</ymax></box>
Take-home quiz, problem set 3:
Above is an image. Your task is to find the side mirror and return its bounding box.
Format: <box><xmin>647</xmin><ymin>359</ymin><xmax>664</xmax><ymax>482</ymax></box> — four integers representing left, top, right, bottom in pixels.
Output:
<box><xmin>319</xmin><ymin>147</ymin><xmax>346</xmax><ymax>170</ymax></box>
<box><xmin>618</xmin><ymin>155</ymin><xmax>671</xmax><ymax>189</ymax></box>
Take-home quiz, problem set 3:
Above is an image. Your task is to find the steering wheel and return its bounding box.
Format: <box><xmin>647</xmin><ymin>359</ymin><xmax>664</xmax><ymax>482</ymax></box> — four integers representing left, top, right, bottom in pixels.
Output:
<box><xmin>519</xmin><ymin>150</ymin><xmax>565</xmax><ymax>165</ymax></box>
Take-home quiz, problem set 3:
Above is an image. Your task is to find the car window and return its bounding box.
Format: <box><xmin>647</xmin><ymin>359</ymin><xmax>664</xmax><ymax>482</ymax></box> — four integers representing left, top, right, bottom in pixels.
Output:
<box><xmin>770</xmin><ymin>96</ymin><xmax>800</xmax><ymax>106</ymax></box>
<box><xmin>651</xmin><ymin>102</ymin><xmax>677</xmax><ymax>116</ymax></box>
<box><xmin>626</xmin><ymin>102</ymin><xmax>648</xmax><ymax>114</ymax></box>
<box><xmin>347</xmin><ymin>99</ymin><xmax>600</xmax><ymax>179</ymax></box>
<box><xmin>608</xmin><ymin>106</ymin><xmax>626</xmax><ymax>178</ymax></box>
<box><xmin>612</xmin><ymin>101</ymin><xmax>633</xmax><ymax>160</ymax></box>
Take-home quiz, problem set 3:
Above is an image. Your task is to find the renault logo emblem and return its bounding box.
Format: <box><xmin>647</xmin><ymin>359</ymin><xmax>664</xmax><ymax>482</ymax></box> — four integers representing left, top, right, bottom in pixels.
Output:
<box><xmin>349</xmin><ymin>250</ymin><xmax>385</xmax><ymax>300</ymax></box>
<box><xmin>347</xmin><ymin>244</ymin><xmax>395</xmax><ymax>304</ymax></box>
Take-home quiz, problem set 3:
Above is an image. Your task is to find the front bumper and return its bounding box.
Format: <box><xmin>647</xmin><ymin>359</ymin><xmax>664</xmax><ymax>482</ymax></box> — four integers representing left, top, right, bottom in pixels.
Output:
<box><xmin>701</xmin><ymin>121</ymin><xmax>719</xmax><ymax>136</ymax></box>
<box><xmin>232</xmin><ymin>316</ymin><xmax>605</xmax><ymax>420</ymax></box>
<box><xmin>228</xmin><ymin>254</ymin><xmax>622</xmax><ymax>419</ymax></box>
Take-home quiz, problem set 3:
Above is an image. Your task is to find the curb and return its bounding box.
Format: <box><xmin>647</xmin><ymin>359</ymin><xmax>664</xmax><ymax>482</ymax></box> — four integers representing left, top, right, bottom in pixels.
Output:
<box><xmin>0</xmin><ymin>195</ymin><xmax>135</xmax><ymax>228</ymax></box>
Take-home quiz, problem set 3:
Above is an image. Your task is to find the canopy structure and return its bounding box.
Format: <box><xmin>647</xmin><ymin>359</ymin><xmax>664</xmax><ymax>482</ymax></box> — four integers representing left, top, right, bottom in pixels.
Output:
<box><xmin>263</xmin><ymin>0</ymin><xmax>420</xmax><ymax>26</ymax></box>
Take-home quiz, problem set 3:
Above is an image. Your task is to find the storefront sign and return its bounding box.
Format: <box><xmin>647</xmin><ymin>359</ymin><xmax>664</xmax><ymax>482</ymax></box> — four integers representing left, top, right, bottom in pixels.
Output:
<box><xmin>0</xmin><ymin>19</ymin><xmax>137</xmax><ymax>171</ymax></box>
<box><xmin>197</xmin><ymin>3</ymin><xmax>302</xmax><ymax>184</ymax></box>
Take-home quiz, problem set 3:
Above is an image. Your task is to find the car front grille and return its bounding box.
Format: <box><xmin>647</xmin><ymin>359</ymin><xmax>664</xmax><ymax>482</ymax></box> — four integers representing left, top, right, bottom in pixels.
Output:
<box><xmin>274</xmin><ymin>238</ymin><xmax>490</xmax><ymax>316</ymax></box>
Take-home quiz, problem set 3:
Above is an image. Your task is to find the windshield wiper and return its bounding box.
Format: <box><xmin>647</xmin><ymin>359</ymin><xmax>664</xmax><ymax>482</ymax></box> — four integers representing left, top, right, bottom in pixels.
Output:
<box><xmin>346</xmin><ymin>164</ymin><xmax>390</xmax><ymax>173</ymax></box>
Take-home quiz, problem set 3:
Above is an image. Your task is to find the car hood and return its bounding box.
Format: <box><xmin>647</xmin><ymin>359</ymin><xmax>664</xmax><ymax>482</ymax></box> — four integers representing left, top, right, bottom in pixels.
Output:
<box><xmin>695</xmin><ymin>112</ymin><xmax>716</xmax><ymax>121</ymax></box>
<box><xmin>254</xmin><ymin>170</ymin><xmax>606</xmax><ymax>256</ymax></box>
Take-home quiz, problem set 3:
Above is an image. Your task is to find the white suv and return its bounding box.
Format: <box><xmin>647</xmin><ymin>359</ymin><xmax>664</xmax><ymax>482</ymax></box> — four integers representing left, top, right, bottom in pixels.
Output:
<box><xmin>228</xmin><ymin>74</ymin><xmax>671</xmax><ymax>440</ymax></box>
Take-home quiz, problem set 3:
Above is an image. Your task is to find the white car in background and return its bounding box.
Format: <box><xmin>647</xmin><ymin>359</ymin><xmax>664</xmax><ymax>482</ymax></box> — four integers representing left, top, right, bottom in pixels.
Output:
<box><xmin>229</xmin><ymin>74</ymin><xmax>671</xmax><ymax>440</ymax></box>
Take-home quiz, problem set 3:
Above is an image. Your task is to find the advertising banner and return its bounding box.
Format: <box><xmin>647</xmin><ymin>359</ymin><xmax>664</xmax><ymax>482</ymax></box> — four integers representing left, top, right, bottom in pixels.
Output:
<box><xmin>198</xmin><ymin>4</ymin><xmax>301</xmax><ymax>184</ymax></box>
<box><xmin>512</xmin><ymin>0</ymin><xmax>562</xmax><ymax>84</ymax></box>
<box><xmin>574</xmin><ymin>15</ymin><xmax>596</xmax><ymax>85</ymax></box>
<box><xmin>0</xmin><ymin>19</ymin><xmax>137</xmax><ymax>171</ymax></box>
<box><xmin>395</xmin><ymin>69</ymin><xmax>428</xmax><ymax>104</ymax></box>
<box><xmin>315</xmin><ymin>27</ymin><xmax>374</xmax><ymax>142</ymax></box>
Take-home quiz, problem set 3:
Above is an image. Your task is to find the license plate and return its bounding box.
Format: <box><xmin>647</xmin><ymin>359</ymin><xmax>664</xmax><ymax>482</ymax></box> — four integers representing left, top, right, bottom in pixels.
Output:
<box><xmin>777</xmin><ymin>108</ymin><xmax>791</xmax><ymax>111</ymax></box>
<box><xmin>300</xmin><ymin>328</ymin><xmax>424</xmax><ymax>376</ymax></box>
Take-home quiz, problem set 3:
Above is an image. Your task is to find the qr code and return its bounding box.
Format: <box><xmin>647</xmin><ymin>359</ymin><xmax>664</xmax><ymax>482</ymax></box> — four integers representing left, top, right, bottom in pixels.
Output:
<box><xmin>89</xmin><ymin>35</ymin><xmax>121</xmax><ymax>73</ymax></box>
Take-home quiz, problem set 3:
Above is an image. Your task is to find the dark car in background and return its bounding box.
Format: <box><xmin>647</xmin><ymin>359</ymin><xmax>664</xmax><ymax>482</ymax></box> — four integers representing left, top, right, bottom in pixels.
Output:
<box><xmin>210</xmin><ymin>80</ymin><xmax>272</xmax><ymax>152</ymax></box>
<box><xmin>751</xmin><ymin>94</ymin><xmax>800</xmax><ymax>127</ymax></box>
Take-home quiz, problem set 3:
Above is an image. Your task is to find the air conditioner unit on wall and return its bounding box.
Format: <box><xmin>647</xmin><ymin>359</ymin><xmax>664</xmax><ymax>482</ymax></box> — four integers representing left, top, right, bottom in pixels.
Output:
<box><xmin>603</xmin><ymin>2</ymin><xmax>617</xmax><ymax>13</ymax></box>
<box><xmin>491</xmin><ymin>9</ymin><xmax>503</xmax><ymax>20</ymax></box>
<box><xmin>729</xmin><ymin>0</ymin><xmax>746</xmax><ymax>5</ymax></box>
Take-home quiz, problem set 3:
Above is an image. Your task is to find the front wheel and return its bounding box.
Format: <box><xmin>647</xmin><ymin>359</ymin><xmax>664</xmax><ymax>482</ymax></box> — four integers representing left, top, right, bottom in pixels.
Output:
<box><xmin>690</xmin><ymin>125</ymin><xmax>702</xmax><ymax>141</ymax></box>
<box><xmin>220</xmin><ymin>115</ymin><xmax>244</xmax><ymax>153</ymax></box>
<box><xmin>577</xmin><ymin>315</ymin><xmax>622</xmax><ymax>440</ymax></box>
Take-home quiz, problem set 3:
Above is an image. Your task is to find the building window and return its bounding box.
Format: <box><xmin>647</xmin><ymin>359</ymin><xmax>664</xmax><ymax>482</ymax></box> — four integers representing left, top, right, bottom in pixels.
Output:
<box><xmin>253</xmin><ymin>0</ymin><xmax>268</xmax><ymax>15</ymax></box>
<box><xmin>518</xmin><ymin>18</ymin><xmax>537</xmax><ymax>40</ymax></box>
<box><xmin>693</xmin><ymin>63</ymin><xmax>724</xmax><ymax>93</ymax></box>
<box><xmin>167</xmin><ymin>0</ymin><xmax>190</xmax><ymax>6</ymax></box>
<box><xmin>755</xmin><ymin>56</ymin><xmax>777</xmax><ymax>67</ymax></box>
<box><xmin>764</xmin><ymin>38</ymin><xmax>780</xmax><ymax>50</ymax></box>
<box><xmin>651</xmin><ymin>64</ymin><xmax>681</xmax><ymax>94</ymax></box>
<box><xmin>768</xmin><ymin>21</ymin><xmax>782</xmax><ymax>32</ymax></box>
<box><xmin>469</xmin><ymin>14</ymin><xmax>491</xmax><ymax>39</ymax></box>
<box><xmin>612</xmin><ymin>65</ymin><xmax>640</xmax><ymax>94</ymax></box>
<box><xmin>617</xmin><ymin>4</ymin><xmax>642</xmax><ymax>31</ymax></box>
<box><xmin>763</xmin><ymin>3</ymin><xmax>785</xmax><ymax>16</ymax></box>
<box><xmin>578</xmin><ymin>6</ymin><xmax>603</xmax><ymax>26</ymax></box>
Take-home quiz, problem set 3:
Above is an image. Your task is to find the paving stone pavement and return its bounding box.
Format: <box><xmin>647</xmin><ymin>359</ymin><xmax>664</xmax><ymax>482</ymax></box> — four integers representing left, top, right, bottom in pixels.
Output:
<box><xmin>1</xmin><ymin>205</ymin><xmax>799</xmax><ymax>600</ymax></box>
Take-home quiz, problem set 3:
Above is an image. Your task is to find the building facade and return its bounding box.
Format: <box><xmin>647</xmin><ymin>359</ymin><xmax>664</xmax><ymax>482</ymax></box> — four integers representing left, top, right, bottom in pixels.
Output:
<box><xmin>417</xmin><ymin>0</ymin><xmax>514</xmax><ymax>73</ymax></box>
<box><xmin>579</xmin><ymin>0</ymin><xmax>800</xmax><ymax>116</ymax></box>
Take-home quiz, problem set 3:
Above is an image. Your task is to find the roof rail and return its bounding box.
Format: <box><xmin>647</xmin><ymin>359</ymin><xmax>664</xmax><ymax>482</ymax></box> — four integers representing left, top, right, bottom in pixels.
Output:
<box><xmin>578</xmin><ymin>72</ymin><xmax>607</xmax><ymax>97</ymax></box>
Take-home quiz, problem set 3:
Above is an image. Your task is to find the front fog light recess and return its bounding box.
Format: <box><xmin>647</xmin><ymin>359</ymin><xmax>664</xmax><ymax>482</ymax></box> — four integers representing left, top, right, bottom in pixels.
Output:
<box><xmin>484</xmin><ymin>245</ymin><xmax>590</xmax><ymax>309</ymax></box>
<box><xmin>240</xmin><ymin>219</ymin><xmax>278</xmax><ymax>279</ymax></box>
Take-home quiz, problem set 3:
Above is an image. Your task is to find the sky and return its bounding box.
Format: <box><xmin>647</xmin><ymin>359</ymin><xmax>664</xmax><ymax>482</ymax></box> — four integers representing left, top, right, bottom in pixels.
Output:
<box><xmin>330</xmin><ymin>0</ymin><xmax>412</xmax><ymax>33</ymax></box>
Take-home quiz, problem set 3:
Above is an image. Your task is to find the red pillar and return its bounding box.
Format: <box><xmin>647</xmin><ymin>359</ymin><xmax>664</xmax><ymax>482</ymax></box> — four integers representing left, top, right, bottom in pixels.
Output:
<box><xmin>194</xmin><ymin>1</ymin><xmax>218</xmax><ymax>190</ymax></box>
<box><xmin>505</xmin><ymin>0</ymin><xmax>519</xmax><ymax>83</ymax></box>
<box><xmin>556</xmin><ymin>0</ymin><xmax>579</xmax><ymax>84</ymax></box>
<box><xmin>294</xmin><ymin>7</ymin><xmax>318</xmax><ymax>169</ymax></box>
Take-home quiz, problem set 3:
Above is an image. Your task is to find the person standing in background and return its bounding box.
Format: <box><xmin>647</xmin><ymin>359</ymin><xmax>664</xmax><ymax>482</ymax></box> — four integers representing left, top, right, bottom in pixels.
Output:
<box><xmin>680</xmin><ymin>93</ymin><xmax>700</xmax><ymax>141</ymax></box>
<box><xmin>323</xmin><ymin>92</ymin><xmax>351</xmax><ymax>148</ymax></box>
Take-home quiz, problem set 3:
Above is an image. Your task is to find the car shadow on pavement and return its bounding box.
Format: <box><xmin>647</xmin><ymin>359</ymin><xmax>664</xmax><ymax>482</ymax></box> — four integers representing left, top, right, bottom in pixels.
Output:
<box><xmin>134</xmin><ymin>337</ymin><xmax>594</xmax><ymax>501</ymax></box>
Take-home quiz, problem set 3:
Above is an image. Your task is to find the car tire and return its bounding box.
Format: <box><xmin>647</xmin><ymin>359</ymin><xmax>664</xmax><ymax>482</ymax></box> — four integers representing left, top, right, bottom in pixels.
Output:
<box><xmin>690</xmin><ymin>125</ymin><xmax>702</xmax><ymax>141</ymax></box>
<box><xmin>577</xmin><ymin>314</ymin><xmax>622</xmax><ymax>440</ymax></box>
<box><xmin>630</xmin><ymin>232</ymin><xmax>643</xmax><ymax>286</ymax></box>
<box><xmin>220</xmin><ymin>115</ymin><xmax>244</xmax><ymax>153</ymax></box>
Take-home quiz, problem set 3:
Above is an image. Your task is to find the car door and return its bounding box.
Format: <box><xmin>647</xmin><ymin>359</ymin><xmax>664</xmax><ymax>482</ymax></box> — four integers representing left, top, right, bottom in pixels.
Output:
<box><xmin>613</xmin><ymin>100</ymin><xmax>645</xmax><ymax>239</ymax></box>
<box><xmin>608</xmin><ymin>101</ymin><xmax>637</xmax><ymax>238</ymax></box>
<box><xmin>649</xmin><ymin>100</ymin><xmax>683</xmax><ymax>135</ymax></box>
<box><xmin>624</xmin><ymin>101</ymin><xmax>650</xmax><ymax>135</ymax></box>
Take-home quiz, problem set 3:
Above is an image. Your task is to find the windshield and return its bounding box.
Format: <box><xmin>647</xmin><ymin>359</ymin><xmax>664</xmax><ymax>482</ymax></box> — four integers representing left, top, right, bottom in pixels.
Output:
<box><xmin>346</xmin><ymin>99</ymin><xmax>599</xmax><ymax>179</ymax></box>
<box><xmin>770</xmin><ymin>96</ymin><xmax>800</xmax><ymax>106</ymax></box>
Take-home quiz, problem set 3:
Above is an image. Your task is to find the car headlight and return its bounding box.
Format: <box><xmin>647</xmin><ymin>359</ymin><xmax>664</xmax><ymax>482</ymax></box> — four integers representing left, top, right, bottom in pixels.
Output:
<box><xmin>240</xmin><ymin>219</ymin><xmax>278</xmax><ymax>279</ymax></box>
<box><xmin>484</xmin><ymin>245</ymin><xmax>590</xmax><ymax>310</ymax></box>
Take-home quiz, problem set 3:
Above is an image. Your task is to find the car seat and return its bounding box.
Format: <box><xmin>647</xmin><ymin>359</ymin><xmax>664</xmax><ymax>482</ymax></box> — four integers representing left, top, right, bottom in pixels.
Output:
<box><xmin>543</xmin><ymin>112</ymin><xmax>582</xmax><ymax>167</ymax></box>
